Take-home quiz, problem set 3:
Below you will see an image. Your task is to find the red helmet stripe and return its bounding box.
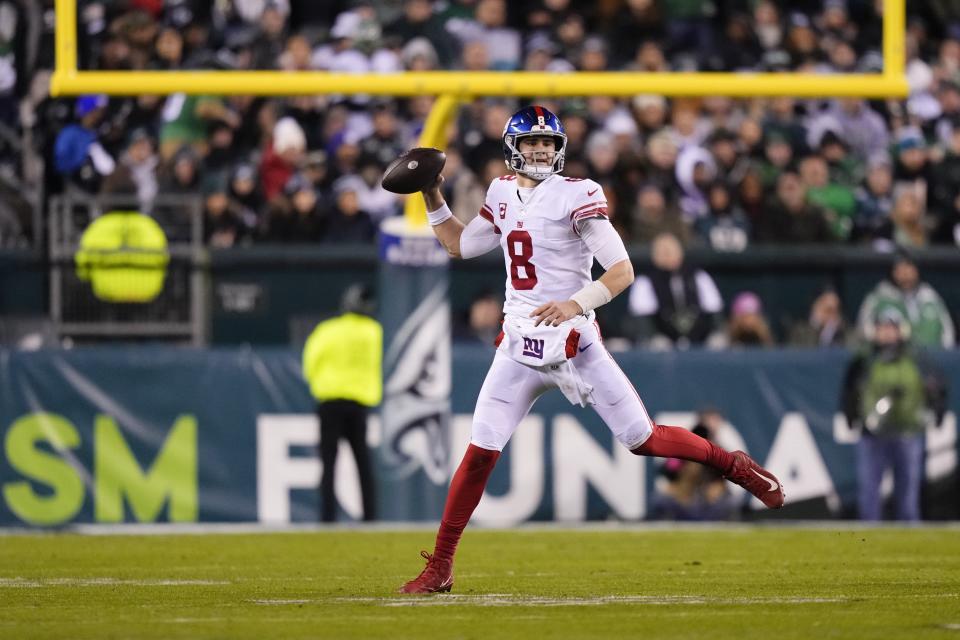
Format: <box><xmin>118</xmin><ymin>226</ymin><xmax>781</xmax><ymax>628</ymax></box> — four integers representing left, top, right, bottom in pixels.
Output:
<box><xmin>533</xmin><ymin>105</ymin><xmax>544</xmax><ymax>119</ymax></box>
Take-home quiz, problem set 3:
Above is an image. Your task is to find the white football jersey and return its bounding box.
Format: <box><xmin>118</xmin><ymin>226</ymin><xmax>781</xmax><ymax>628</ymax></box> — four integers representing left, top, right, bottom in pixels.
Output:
<box><xmin>477</xmin><ymin>174</ymin><xmax>609</xmax><ymax>318</ymax></box>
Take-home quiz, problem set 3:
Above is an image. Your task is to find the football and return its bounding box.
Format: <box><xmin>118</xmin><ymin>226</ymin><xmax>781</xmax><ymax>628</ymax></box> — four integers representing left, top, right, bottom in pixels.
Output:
<box><xmin>381</xmin><ymin>147</ymin><xmax>446</xmax><ymax>194</ymax></box>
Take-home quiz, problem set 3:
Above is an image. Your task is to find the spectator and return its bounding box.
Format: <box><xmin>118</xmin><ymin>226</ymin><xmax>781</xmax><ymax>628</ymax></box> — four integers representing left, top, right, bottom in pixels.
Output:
<box><xmin>890</xmin><ymin>188</ymin><xmax>930</xmax><ymax>249</ymax></box>
<box><xmin>203</xmin><ymin>120</ymin><xmax>239</xmax><ymax>176</ymax></box>
<box><xmin>522</xmin><ymin>32</ymin><xmax>569</xmax><ymax>72</ymax></box>
<box><xmin>694</xmin><ymin>181</ymin><xmax>750</xmax><ymax>252</ymax></box>
<box><xmin>817</xmin><ymin>129</ymin><xmax>862</xmax><ymax>188</ymax></box>
<box><xmin>454</xmin><ymin>289</ymin><xmax>503</xmax><ymax>344</ymax></box>
<box><xmin>632</xmin><ymin>94</ymin><xmax>669</xmax><ymax>139</ymax></box>
<box><xmin>311</xmin><ymin>11</ymin><xmax>372</xmax><ymax>76</ymax></box>
<box><xmin>607</xmin><ymin>0</ymin><xmax>665</xmax><ymax>69</ymax></box>
<box><xmin>931</xmin><ymin>124</ymin><xmax>960</xmax><ymax>245</ymax></box>
<box><xmin>288</xmin><ymin>173</ymin><xmax>327</xmax><ymax>241</ymax></box>
<box><xmin>160</xmin><ymin>145</ymin><xmax>201</xmax><ymax>196</ymax></box>
<box><xmin>818</xmin><ymin>99</ymin><xmax>890</xmax><ymax>161</ymax></box>
<box><xmin>53</xmin><ymin>95</ymin><xmax>115</xmax><ymax>193</ymax></box>
<box><xmin>325</xmin><ymin>177</ymin><xmax>376</xmax><ymax>244</ymax></box>
<box><xmin>202</xmin><ymin>171</ymin><xmax>251</xmax><ymax>248</ymax></box>
<box><xmin>462</xmin><ymin>101</ymin><xmax>513</xmax><ymax>173</ymax></box>
<box><xmin>857</xmin><ymin>250</ymin><xmax>956</xmax><ymax>348</ymax></box>
<box><xmin>578</xmin><ymin>36</ymin><xmax>609</xmax><ymax>72</ymax></box>
<box><xmin>228</xmin><ymin>162</ymin><xmax>264</xmax><ymax>225</ymax></box>
<box><xmin>841</xmin><ymin>307</ymin><xmax>947</xmax><ymax>521</ymax></box>
<box><xmin>625</xmin><ymin>232</ymin><xmax>723</xmax><ymax>349</ymax></box>
<box><xmin>460</xmin><ymin>37</ymin><xmax>491</xmax><ymax>71</ymax></box>
<box><xmin>675</xmin><ymin>145</ymin><xmax>716</xmax><ymax>221</ymax></box>
<box><xmin>250</xmin><ymin>1</ymin><xmax>288</xmax><ymax>70</ymax></box>
<box><xmin>707</xmin><ymin>128</ymin><xmax>749</xmax><ymax>188</ymax></box>
<box><xmin>650</xmin><ymin>419</ymin><xmax>739</xmax><ymax>521</ymax></box>
<box><xmin>893</xmin><ymin>128</ymin><xmax>934</xmax><ymax>211</ymax></box>
<box><xmin>737</xmin><ymin>170</ymin><xmax>766</xmax><ymax>225</ymax></box>
<box><xmin>789</xmin><ymin>290</ymin><xmax>848</xmax><ymax>348</ymax></box>
<box><xmin>726</xmin><ymin>291</ymin><xmax>775</xmax><ymax>347</ymax></box>
<box><xmin>384</xmin><ymin>0</ymin><xmax>458</xmax><ymax>67</ymax></box>
<box><xmin>756</xmin><ymin>171</ymin><xmax>833</xmax><ymax>244</ymax></box>
<box><xmin>101</xmin><ymin>127</ymin><xmax>159</xmax><ymax>214</ymax></box>
<box><xmin>642</xmin><ymin>131</ymin><xmax>680</xmax><ymax>201</ymax></box>
<box><xmin>260</xmin><ymin>116</ymin><xmax>306</xmax><ymax>201</ymax></box>
<box><xmin>153</xmin><ymin>27</ymin><xmax>185</xmax><ymax>70</ymax></box>
<box><xmin>629</xmin><ymin>184</ymin><xmax>689</xmax><ymax>245</ymax></box>
<box><xmin>853</xmin><ymin>153</ymin><xmax>895</xmax><ymax>244</ymax></box>
<box><xmin>358</xmin><ymin>102</ymin><xmax>407</xmax><ymax>169</ymax></box>
<box><xmin>799</xmin><ymin>154</ymin><xmax>856</xmax><ymax>241</ymax></box>
<box><xmin>158</xmin><ymin>92</ymin><xmax>240</xmax><ymax>162</ymax></box>
<box><xmin>259</xmin><ymin>173</ymin><xmax>322</xmax><ymax>243</ymax></box>
<box><xmin>451</xmin><ymin>0</ymin><xmax>521</xmax><ymax>71</ymax></box>
<box><xmin>442</xmin><ymin>148</ymin><xmax>486</xmax><ymax>225</ymax></box>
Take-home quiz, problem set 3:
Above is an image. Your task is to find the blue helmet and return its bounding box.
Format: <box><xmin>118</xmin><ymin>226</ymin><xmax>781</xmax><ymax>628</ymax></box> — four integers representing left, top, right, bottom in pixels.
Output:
<box><xmin>502</xmin><ymin>105</ymin><xmax>566</xmax><ymax>180</ymax></box>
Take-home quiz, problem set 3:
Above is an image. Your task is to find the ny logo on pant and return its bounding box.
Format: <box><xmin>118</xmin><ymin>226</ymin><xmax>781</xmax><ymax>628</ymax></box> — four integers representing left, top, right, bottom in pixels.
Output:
<box><xmin>522</xmin><ymin>337</ymin><xmax>544</xmax><ymax>359</ymax></box>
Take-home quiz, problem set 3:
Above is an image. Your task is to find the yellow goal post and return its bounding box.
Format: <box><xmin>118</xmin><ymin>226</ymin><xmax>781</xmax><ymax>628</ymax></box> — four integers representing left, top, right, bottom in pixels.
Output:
<box><xmin>50</xmin><ymin>0</ymin><xmax>908</xmax><ymax>225</ymax></box>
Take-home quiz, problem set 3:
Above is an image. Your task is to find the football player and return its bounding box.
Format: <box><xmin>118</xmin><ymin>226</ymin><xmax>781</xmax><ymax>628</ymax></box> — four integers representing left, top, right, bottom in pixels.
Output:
<box><xmin>400</xmin><ymin>105</ymin><xmax>784</xmax><ymax>594</ymax></box>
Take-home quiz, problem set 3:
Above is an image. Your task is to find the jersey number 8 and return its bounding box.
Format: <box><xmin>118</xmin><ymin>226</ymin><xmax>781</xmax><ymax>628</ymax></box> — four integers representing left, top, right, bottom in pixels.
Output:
<box><xmin>507</xmin><ymin>230</ymin><xmax>537</xmax><ymax>290</ymax></box>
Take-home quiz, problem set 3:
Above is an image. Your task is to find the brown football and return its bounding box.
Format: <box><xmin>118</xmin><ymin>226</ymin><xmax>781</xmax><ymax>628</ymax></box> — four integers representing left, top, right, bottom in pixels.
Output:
<box><xmin>381</xmin><ymin>147</ymin><xmax>446</xmax><ymax>194</ymax></box>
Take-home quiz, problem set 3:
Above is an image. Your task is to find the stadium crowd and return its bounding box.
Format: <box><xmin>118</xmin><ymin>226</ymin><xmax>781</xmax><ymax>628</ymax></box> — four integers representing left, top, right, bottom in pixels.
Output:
<box><xmin>0</xmin><ymin>0</ymin><xmax>957</xmax><ymax>251</ymax></box>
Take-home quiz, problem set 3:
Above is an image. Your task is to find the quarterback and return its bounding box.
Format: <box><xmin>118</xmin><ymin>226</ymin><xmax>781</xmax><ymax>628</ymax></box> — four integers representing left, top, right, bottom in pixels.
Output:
<box><xmin>400</xmin><ymin>106</ymin><xmax>784</xmax><ymax>594</ymax></box>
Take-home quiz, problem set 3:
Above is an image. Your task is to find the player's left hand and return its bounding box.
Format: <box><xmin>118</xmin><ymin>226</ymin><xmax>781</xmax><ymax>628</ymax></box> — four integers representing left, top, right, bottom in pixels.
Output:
<box><xmin>531</xmin><ymin>300</ymin><xmax>583</xmax><ymax>327</ymax></box>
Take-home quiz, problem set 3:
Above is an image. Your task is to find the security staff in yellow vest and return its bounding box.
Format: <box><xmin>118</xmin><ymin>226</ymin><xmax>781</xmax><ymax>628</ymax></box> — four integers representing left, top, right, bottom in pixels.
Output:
<box><xmin>302</xmin><ymin>284</ymin><xmax>382</xmax><ymax>522</ymax></box>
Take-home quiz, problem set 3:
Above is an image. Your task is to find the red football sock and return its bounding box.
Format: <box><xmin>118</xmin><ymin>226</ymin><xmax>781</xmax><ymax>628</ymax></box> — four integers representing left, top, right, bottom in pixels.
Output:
<box><xmin>433</xmin><ymin>444</ymin><xmax>500</xmax><ymax>562</ymax></box>
<box><xmin>632</xmin><ymin>423</ymin><xmax>735</xmax><ymax>473</ymax></box>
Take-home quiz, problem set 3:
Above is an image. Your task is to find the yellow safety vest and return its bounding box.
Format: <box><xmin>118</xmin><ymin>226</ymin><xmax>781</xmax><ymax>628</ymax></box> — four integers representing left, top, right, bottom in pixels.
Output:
<box><xmin>74</xmin><ymin>211</ymin><xmax>169</xmax><ymax>303</ymax></box>
<box><xmin>302</xmin><ymin>313</ymin><xmax>383</xmax><ymax>407</ymax></box>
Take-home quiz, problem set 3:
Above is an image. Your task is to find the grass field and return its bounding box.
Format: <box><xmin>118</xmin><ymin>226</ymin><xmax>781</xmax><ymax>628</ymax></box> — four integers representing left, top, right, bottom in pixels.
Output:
<box><xmin>1</xmin><ymin>525</ymin><xmax>958</xmax><ymax>639</ymax></box>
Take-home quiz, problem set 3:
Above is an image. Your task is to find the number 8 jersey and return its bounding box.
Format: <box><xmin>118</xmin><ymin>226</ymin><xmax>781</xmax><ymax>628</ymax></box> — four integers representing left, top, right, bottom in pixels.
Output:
<box><xmin>476</xmin><ymin>174</ymin><xmax>610</xmax><ymax>320</ymax></box>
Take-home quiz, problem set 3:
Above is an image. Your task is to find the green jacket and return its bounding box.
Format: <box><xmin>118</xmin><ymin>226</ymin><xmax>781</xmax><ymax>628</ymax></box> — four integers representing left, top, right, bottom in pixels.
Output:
<box><xmin>841</xmin><ymin>344</ymin><xmax>947</xmax><ymax>436</ymax></box>
<box><xmin>857</xmin><ymin>280</ymin><xmax>955</xmax><ymax>348</ymax></box>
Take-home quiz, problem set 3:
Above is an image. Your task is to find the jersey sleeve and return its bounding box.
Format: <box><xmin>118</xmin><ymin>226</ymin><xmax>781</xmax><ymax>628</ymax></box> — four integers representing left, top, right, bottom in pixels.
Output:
<box><xmin>579</xmin><ymin>217</ymin><xmax>629</xmax><ymax>270</ymax></box>
<box><xmin>460</xmin><ymin>182</ymin><xmax>504</xmax><ymax>259</ymax></box>
<box><xmin>475</xmin><ymin>179</ymin><xmax>504</xmax><ymax>235</ymax></box>
<box><xmin>569</xmin><ymin>179</ymin><xmax>609</xmax><ymax>236</ymax></box>
<box><xmin>460</xmin><ymin>213</ymin><xmax>501</xmax><ymax>259</ymax></box>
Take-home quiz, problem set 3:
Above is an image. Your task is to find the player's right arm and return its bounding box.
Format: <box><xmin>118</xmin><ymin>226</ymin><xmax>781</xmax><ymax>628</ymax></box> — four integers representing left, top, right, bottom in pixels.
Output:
<box><xmin>422</xmin><ymin>176</ymin><xmax>500</xmax><ymax>260</ymax></box>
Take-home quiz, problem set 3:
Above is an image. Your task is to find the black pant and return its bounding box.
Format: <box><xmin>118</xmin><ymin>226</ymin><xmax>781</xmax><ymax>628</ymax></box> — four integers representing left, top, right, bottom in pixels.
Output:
<box><xmin>318</xmin><ymin>400</ymin><xmax>376</xmax><ymax>522</ymax></box>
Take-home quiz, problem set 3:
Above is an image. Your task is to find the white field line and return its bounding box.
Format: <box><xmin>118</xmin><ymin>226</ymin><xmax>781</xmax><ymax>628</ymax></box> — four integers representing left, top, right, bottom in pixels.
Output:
<box><xmin>234</xmin><ymin>592</ymin><xmax>955</xmax><ymax>608</ymax></box>
<box><xmin>0</xmin><ymin>578</ymin><xmax>229</xmax><ymax>588</ymax></box>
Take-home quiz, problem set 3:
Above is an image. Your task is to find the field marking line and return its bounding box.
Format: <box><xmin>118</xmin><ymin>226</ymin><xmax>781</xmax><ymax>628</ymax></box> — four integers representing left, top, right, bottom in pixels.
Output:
<box><xmin>0</xmin><ymin>577</ymin><xmax>230</xmax><ymax>588</ymax></box>
<box><xmin>330</xmin><ymin>592</ymin><xmax>960</xmax><ymax>608</ymax></box>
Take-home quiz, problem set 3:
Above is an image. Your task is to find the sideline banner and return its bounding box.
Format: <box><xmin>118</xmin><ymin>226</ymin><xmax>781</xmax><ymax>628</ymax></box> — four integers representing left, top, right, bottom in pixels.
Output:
<box><xmin>0</xmin><ymin>347</ymin><xmax>956</xmax><ymax>526</ymax></box>
<box><xmin>377</xmin><ymin>218</ymin><xmax>452</xmax><ymax>521</ymax></box>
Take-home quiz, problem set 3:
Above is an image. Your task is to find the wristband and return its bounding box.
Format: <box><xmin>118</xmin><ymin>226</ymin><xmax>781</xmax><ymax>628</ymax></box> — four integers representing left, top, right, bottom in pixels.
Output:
<box><xmin>570</xmin><ymin>280</ymin><xmax>613</xmax><ymax>314</ymax></box>
<box><xmin>427</xmin><ymin>203</ymin><xmax>453</xmax><ymax>226</ymax></box>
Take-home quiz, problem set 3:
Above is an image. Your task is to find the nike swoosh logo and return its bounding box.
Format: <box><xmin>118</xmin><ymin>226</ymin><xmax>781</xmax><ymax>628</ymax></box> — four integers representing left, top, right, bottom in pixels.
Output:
<box><xmin>751</xmin><ymin>468</ymin><xmax>779</xmax><ymax>492</ymax></box>
<box><xmin>578</xmin><ymin>343</ymin><xmax>592</xmax><ymax>353</ymax></box>
<box><xmin>587</xmin><ymin>188</ymin><xmax>598</xmax><ymax>196</ymax></box>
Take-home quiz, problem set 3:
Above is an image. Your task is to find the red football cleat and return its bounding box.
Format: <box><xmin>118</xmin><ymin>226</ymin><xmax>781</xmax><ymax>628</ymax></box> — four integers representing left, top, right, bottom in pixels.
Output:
<box><xmin>398</xmin><ymin>551</ymin><xmax>454</xmax><ymax>594</ymax></box>
<box><xmin>724</xmin><ymin>450</ymin><xmax>785</xmax><ymax>509</ymax></box>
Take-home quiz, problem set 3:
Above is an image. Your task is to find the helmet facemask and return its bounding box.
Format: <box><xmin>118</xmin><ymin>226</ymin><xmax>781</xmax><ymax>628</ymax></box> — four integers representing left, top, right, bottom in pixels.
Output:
<box><xmin>503</xmin><ymin>132</ymin><xmax>567</xmax><ymax>181</ymax></box>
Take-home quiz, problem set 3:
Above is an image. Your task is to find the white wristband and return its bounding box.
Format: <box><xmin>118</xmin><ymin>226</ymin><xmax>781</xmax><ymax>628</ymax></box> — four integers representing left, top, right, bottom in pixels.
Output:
<box><xmin>570</xmin><ymin>280</ymin><xmax>613</xmax><ymax>314</ymax></box>
<box><xmin>427</xmin><ymin>203</ymin><xmax>453</xmax><ymax>226</ymax></box>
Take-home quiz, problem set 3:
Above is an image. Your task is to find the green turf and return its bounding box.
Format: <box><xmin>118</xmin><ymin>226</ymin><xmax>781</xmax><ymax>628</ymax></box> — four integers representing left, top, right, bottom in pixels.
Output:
<box><xmin>1</xmin><ymin>526</ymin><xmax>958</xmax><ymax>639</ymax></box>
